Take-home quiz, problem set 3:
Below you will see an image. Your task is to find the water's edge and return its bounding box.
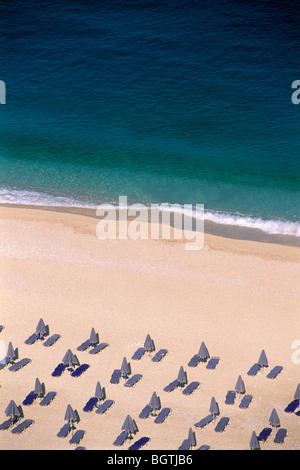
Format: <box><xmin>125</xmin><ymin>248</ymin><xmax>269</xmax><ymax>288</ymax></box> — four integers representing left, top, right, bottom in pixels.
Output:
<box><xmin>1</xmin><ymin>202</ymin><xmax>299</xmax><ymax>248</ymax></box>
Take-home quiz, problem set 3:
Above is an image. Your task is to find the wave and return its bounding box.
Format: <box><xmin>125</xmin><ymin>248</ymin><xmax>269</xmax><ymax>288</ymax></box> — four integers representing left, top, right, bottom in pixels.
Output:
<box><xmin>0</xmin><ymin>187</ymin><xmax>299</xmax><ymax>238</ymax></box>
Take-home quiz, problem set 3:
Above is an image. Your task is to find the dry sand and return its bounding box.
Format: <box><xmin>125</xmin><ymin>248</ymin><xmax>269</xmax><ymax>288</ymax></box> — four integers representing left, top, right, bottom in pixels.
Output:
<box><xmin>0</xmin><ymin>205</ymin><xmax>299</xmax><ymax>450</ymax></box>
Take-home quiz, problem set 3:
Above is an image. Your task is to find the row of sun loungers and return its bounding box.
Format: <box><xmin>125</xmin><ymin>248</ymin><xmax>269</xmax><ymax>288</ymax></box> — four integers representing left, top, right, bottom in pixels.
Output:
<box><xmin>1</xmin><ymin>321</ymin><xmax>296</xmax><ymax>450</ymax></box>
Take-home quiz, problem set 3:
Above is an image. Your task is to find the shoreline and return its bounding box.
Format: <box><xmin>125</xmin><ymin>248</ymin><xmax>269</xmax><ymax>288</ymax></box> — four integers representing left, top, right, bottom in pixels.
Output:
<box><xmin>1</xmin><ymin>202</ymin><xmax>300</xmax><ymax>252</ymax></box>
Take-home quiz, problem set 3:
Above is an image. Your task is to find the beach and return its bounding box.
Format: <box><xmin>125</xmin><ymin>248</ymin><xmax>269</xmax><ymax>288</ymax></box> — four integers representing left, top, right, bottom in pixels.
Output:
<box><xmin>0</xmin><ymin>204</ymin><xmax>299</xmax><ymax>450</ymax></box>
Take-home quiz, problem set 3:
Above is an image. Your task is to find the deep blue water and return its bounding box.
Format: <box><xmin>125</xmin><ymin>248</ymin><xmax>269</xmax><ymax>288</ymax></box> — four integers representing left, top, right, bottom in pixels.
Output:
<box><xmin>0</xmin><ymin>0</ymin><xmax>300</xmax><ymax>236</ymax></box>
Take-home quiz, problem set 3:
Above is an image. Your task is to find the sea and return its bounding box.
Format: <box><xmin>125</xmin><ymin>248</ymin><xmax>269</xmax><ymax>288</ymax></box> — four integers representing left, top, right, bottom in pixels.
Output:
<box><xmin>0</xmin><ymin>0</ymin><xmax>299</xmax><ymax>244</ymax></box>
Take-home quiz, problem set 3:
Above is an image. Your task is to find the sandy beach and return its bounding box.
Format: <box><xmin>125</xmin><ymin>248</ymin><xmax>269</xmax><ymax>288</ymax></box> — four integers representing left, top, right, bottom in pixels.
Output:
<box><xmin>0</xmin><ymin>204</ymin><xmax>299</xmax><ymax>450</ymax></box>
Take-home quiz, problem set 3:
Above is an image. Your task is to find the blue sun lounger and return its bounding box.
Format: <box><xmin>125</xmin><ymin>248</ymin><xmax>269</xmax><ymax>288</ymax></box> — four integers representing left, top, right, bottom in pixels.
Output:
<box><xmin>128</xmin><ymin>436</ymin><xmax>150</xmax><ymax>450</ymax></box>
<box><xmin>139</xmin><ymin>404</ymin><xmax>152</xmax><ymax>419</ymax></box>
<box><xmin>77</xmin><ymin>339</ymin><xmax>91</xmax><ymax>352</ymax></box>
<box><xmin>188</xmin><ymin>354</ymin><xmax>201</xmax><ymax>367</ymax></box>
<box><xmin>152</xmin><ymin>349</ymin><xmax>167</xmax><ymax>363</ymax></box>
<box><xmin>214</xmin><ymin>417</ymin><xmax>229</xmax><ymax>432</ymax></box>
<box><xmin>197</xmin><ymin>445</ymin><xmax>210</xmax><ymax>450</ymax></box>
<box><xmin>163</xmin><ymin>379</ymin><xmax>179</xmax><ymax>392</ymax></box>
<box><xmin>89</xmin><ymin>343</ymin><xmax>108</xmax><ymax>355</ymax></box>
<box><xmin>225</xmin><ymin>390</ymin><xmax>236</xmax><ymax>405</ymax></box>
<box><xmin>182</xmin><ymin>381</ymin><xmax>199</xmax><ymax>395</ymax></box>
<box><xmin>57</xmin><ymin>423</ymin><xmax>71</xmax><ymax>438</ymax></box>
<box><xmin>124</xmin><ymin>374</ymin><xmax>142</xmax><ymax>387</ymax></box>
<box><xmin>132</xmin><ymin>347</ymin><xmax>146</xmax><ymax>360</ymax></box>
<box><xmin>0</xmin><ymin>419</ymin><xmax>16</xmax><ymax>430</ymax></box>
<box><xmin>247</xmin><ymin>363</ymin><xmax>261</xmax><ymax>376</ymax></box>
<box><xmin>40</xmin><ymin>391</ymin><xmax>56</xmax><ymax>406</ymax></box>
<box><xmin>195</xmin><ymin>414</ymin><xmax>213</xmax><ymax>429</ymax></box>
<box><xmin>71</xmin><ymin>364</ymin><xmax>89</xmax><ymax>377</ymax></box>
<box><xmin>69</xmin><ymin>430</ymin><xmax>85</xmax><ymax>445</ymax></box>
<box><xmin>43</xmin><ymin>334</ymin><xmax>60</xmax><ymax>347</ymax></box>
<box><xmin>284</xmin><ymin>399</ymin><xmax>299</xmax><ymax>413</ymax></box>
<box><xmin>110</xmin><ymin>369</ymin><xmax>121</xmax><ymax>384</ymax></box>
<box><xmin>83</xmin><ymin>397</ymin><xmax>98</xmax><ymax>412</ymax></box>
<box><xmin>178</xmin><ymin>439</ymin><xmax>190</xmax><ymax>450</ymax></box>
<box><xmin>11</xmin><ymin>419</ymin><xmax>34</xmax><ymax>434</ymax></box>
<box><xmin>23</xmin><ymin>391</ymin><xmax>38</xmax><ymax>406</ymax></box>
<box><xmin>0</xmin><ymin>325</ymin><xmax>3</xmax><ymax>333</ymax></box>
<box><xmin>257</xmin><ymin>427</ymin><xmax>272</xmax><ymax>442</ymax></box>
<box><xmin>95</xmin><ymin>399</ymin><xmax>114</xmax><ymax>414</ymax></box>
<box><xmin>239</xmin><ymin>394</ymin><xmax>253</xmax><ymax>409</ymax></box>
<box><xmin>113</xmin><ymin>431</ymin><xmax>128</xmax><ymax>446</ymax></box>
<box><xmin>52</xmin><ymin>363</ymin><xmax>66</xmax><ymax>377</ymax></box>
<box><xmin>274</xmin><ymin>428</ymin><xmax>287</xmax><ymax>444</ymax></box>
<box><xmin>206</xmin><ymin>357</ymin><xmax>219</xmax><ymax>370</ymax></box>
<box><xmin>154</xmin><ymin>408</ymin><xmax>171</xmax><ymax>424</ymax></box>
<box><xmin>25</xmin><ymin>333</ymin><xmax>39</xmax><ymax>345</ymax></box>
<box><xmin>8</xmin><ymin>358</ymin><xmax>31</xmax><ymax>372</ymax></box>
<box><xmin>266</xmin><ymin>366</ymin><xmax>283</xmax><ymax>379</ymax></box>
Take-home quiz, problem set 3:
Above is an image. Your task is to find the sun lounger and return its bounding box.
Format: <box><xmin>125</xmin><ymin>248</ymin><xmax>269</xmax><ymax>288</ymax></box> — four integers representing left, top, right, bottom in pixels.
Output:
<box><xmin>57</xmin><ymin>423</ymin><xmax>71</xmax><ymax>438</ymax></box>
<box><xmin>77</xmin><ymin>339</ymin><xmax>91</xmax><ymax>352</ymax></box>
<box><xmin>132</xmin><ymin>347</ymin><xmax>146</xmax><ymax>360</ymax></box>
<box><xmin>128</xmin><ymin>436</ymin><xmax>150</xmax><ymax>450</ymax></box>
<box><xmin>11</xmin><ymin>419</ymin><xmax>34</xmax><ymax>434</ymax></box>
<box><xmin>178</xmin><ymin>439</ymin><xmax>190</xmax><ymax>450</ymax></box>
<box><xmin>69</xmin><ymin>430</ymin><xmax>85</xmax><ymax>445</ymax></box>
<box><xmin>0</xmin><ymin>362</ymin><xmax>7</xmax><ymax>371</ymax></box>
<box><xmin>274</xmin><ymin>428</ymin><xmax>287</xmax><ymax>444</ymax></box>
<box><xmin>284</xmin><ymin>399</ymin><xmax>299</xmax><ymax>413</ymax></box>
<box><xmin>0</xmin><ymin>419</ymin><xmax>15</xmax><ymax>430</ymax></box>
<box><xmin>95</xmin><ymin>399</ymin><xmax>114</xmax><ymax>414</ymax></box>
<box><xmin>75</xmin><ymin>446</ymin><xmax>86</xmax><ymax>450</ymax></box>
<box><xmin>23</xmin><ymin>391</ymin><xmax>38</xmax><ymax>406</ymax></box>
<box><xmin>113</xmin><ymin>431</ymin><xmax>128</xmax><ymax>446</ymax></box>
<box><xmin>182</xmin><ymin>381</ymin><xmax>199</xmax><ymax>396</ymax></box>
<box><xmin>225</xmin><ymin>390</ymin><xmax>236</xmax><ymax>405</ymax></box>
<box><xmin>25</xmin><ymin>333</ymin><xmax>39</xmax><ymax>345</ymax></box>
<box><xmin>83</xmin><ymin>397</ymin><xmax>98</xmax><ymax>412</ymax></box>
<box><xmin>43</xmin><ymin>334</ymin><xmax>60</xmax><ymax>347</ymax></box>
<box><xmin>197</xmin><ymin>445</ymin><xmax>210</xmax><ymax>450</ymax></box>
<box><xmin>110</xmin><ymin>369</ymin><xmax>121</xmax><ymax>384</ymax></box>
<box><xmin>139</xmin><ymin>404</ymin><xmax>152</xmax><ymax>419</ymax></box>
<box><xmin>0</xmin><ymin>325</ymin><xmax>3</xmax><ymax>333</ymax></box>
<box><xmin>188</xmin><ymin>354</ymin><xmax>201</xmax><ymax>367</ymax></box>
<box><xmin>89</xmin><ymin>343</ymin><xmax>108</xmax><ymax>355</ymax></box>
<box><xmin>154</xmin><ymin>407</ymin><xmax>171</xmax><ymax>424</ymax></box>
<box><xmin>40</xmin><ymin>391</ymin><xmax>56</xmax><ymax>406</ymax></box>
<box><xmin>257</xmin><ymin>427</ymin><xmax>272</xmax><ymax>442</ymax></box>
<box><xmin>163</xmin><ymin>379</ymin><xmax>179</xmax><ymax>392</ymax></box>
<box><xmin>239</xmin><ymin>394</ymin><xmax>253</xmax><ymax>409</ymax></box>
<box><xmin>266</xmin><ymin>366</ymin><xmax>283</xmax><ymax>379</ymax></box>
<box><xmin>124</xmin><ymin>374</ymin><xmax>142</xmax><ymax>387</ymax></box>
<box><xmin>152</xmin><ymin>349</ymin><xmax>167</xmax><ymax>363</ymax></box>
<box><xmin>206</xmin><ymin>357</ymin><xmax>219</xmax><ymax>370</ymax></box>
<box><xmin>214</xmin><ymin>417</ymin><xmax>229</xmax><ymax>432</ymax></box>
<box><xmin>71</xmin><ymin>364</ymin><xmax>89</xmax><ymax>377</ymax></box>
<box><xmin>247</xmin><ymin>363</ymin><xmax>261</xmax><ymax>376</ymax></box>
<box><xmin>195</xmin><ymin>414</ymin><xmax>213</xmax><ymax>429</ymax></box>
<box><xmin>8</xmin><ymin>358</ymin><xmax>31</xmax><ymax>372</ymax></box>
<box><xmin>52</xmin><ymin>363</ymin><xmax>66</xmax><ymax>377</ymax></box>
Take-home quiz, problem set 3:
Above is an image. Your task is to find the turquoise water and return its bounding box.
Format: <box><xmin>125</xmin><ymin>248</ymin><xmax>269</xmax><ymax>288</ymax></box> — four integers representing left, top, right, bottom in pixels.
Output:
<box><xmin>0</xmin><ymin>1</ymin><xmax>299</xmax><ymax>237</ymax></box>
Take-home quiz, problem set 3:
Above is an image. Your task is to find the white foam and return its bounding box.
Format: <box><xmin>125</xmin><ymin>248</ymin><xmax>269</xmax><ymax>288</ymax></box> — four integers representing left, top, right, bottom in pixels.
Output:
<box><xmin>0</xmin><ymin>187</ymin><xmax>299</xmax><ymax>237</ymax></box>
